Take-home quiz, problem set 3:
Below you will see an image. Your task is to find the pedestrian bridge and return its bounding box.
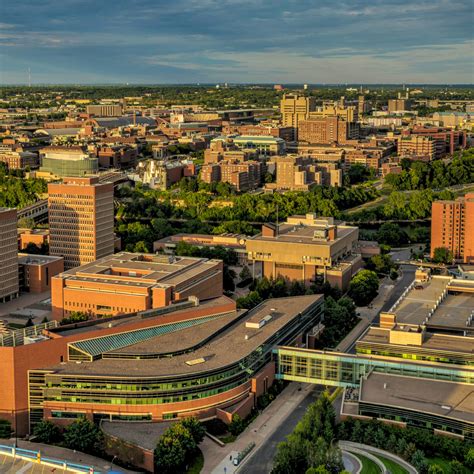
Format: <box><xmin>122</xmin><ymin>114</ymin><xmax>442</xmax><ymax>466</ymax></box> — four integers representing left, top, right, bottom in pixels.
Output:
<box><xmin>273</xmin><ymin>346</ymin><xmax>474</xmax><ymax>387</ymax></box>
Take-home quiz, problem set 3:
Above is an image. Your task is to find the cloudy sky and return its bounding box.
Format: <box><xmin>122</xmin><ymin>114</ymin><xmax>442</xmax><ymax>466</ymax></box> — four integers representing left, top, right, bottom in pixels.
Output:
<box><xmin>0</xmin><ymin>0</ymin><xmax>472</xmax><ymax>84</ymax></box>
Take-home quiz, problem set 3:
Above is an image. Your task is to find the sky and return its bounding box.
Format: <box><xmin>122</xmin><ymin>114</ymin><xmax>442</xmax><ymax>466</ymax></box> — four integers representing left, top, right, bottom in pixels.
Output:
<box><xmin>0</xmin><ymin>0</ymin><xmax>473</xmax><ymax>85</ymax></box>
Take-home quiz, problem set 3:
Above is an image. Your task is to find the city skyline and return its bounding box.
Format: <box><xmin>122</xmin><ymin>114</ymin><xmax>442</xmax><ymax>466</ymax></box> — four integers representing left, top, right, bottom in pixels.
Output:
<box><xmin>0</xmin><ymin>0</ymin><xmax>473</xmax><ymax>85</ymax></box>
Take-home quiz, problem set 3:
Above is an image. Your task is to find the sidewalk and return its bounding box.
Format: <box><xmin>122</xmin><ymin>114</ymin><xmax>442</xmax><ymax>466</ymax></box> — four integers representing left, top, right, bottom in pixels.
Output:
<box><xmin>202</xmin><ymin>383</ymin><xmax>314</xmax><ymax>474</ymax></box>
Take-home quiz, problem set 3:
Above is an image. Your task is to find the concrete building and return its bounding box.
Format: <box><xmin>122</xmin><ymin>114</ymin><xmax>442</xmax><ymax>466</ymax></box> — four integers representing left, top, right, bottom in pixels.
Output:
<box><xmin>388</xmin><ymin>98</ymin><xmax>411</xmax><ymax>113</ymax></box>
<box><xmin>48</xmin><ymin>177</ymin><xmax>114</xmax><ymax>270</ymax></box>
<box><xmin>39</xmin><ymin>146</ymin><xmax>98</xmax><ymax>178</ymax></box>
<box><xmin>280</xmin><ymin>94</ymin><xmax>317</xmax><ymax>137</ymax></box>
<box><xmin>267</xmin><ymin>155</ymin><xmax>342</xmax><ymax>191</ymax></box>
<box><xmin>18</xmin><ymin>254</ymin><xmax>64</xmax><ymax>293</ymax></box>
<box><xmin>0</xmin><ymin>208</ymin><xmax>19</xmax><ymax>302</ymax></box>
<box><xmin>86</xmin><ymin>104</ymin><xmax>123</xmax><ymax>117</ymax></box>
<box><xmin>431</xmin><ymin>193</ymin><xmax>474</xmax><ymax>263</ymax></box>
<box><xmin>138</xmin><ymin>159</ymin><xmax>196</xmax><ymax>190</ymax></box>
<box><xmin>51</xmin><ymin>252</ymin><xmax>224</xmax><ymax>319</ymax></box>
<box><xmin>246</xmin><ymin>214</ymin><xmax>361</xmax><ymax>290</ymax></box>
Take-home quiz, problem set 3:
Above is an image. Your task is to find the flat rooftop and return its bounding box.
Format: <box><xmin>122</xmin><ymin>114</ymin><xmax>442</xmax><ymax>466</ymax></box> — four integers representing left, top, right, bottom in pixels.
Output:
<box><xmin>18</xmin><ymin>254</ymin><xmax>63</xmax><ymax>266</ymax></box>
<box><xmin>358</xmin><ymin>327</ymin><xmax>474</xmax><ymax>355</ymax></box>
<box><xmin>360</xmin><ymin>372</ymin><xmax>474</xmax><ymax>423</ymax></box>
<box><xmin>46</xmin><ymin>294</ymin><xmax>323</xmax><ymax>378</ymax></box>
<box><xmin>59</xmin><ymin>252</ymin><xmax>221</xmax><ymax>290</ymax></box>
<box><xmin>389</xmin><ymin>277</ymin><xmax>474</xmax><ymax>330</ymax></box>
<box><xmin>250</xmin><ymin>223</ymin><xmax>357</xmax><ymax>246</ymax></box>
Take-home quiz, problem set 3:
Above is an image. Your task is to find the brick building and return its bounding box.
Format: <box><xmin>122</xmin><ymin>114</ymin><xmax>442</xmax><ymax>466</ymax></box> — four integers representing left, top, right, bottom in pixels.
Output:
<box><xmin>397</xmin><ymin>135</ymin><xmax>445</xmax><ymax>161</ymax></box>
<box><xmin>51</xmin><ymin>252</ymin><xmax>224</xmax><ymax>319</ymax></box>
<box><xmin>431</xmin><ymin>193</ymin><xmax>474</xmax><ymax>263</ymax></box>
<box><xmin>48</xmin><ymin>177</ymin><xmax>114</xmax><ymax>270</ymax></box>
<box><xmin>0</xmin><ymin>150</ymin><xmax>38</xmax><ymax>170</ymax></box>
<box><xmin>200</xmin><ymin>160</ymin><xmax>262</xmax><ymax>191</ymax></box>
<box><xmin>18</xmin><ymin>254</ymin><xmax>64</xmax><ymax>293</ymax></box>
<box><xmin>298</xmin><ymin>116</ymin><xmax>360</xmax><ymax>144</ymax></box>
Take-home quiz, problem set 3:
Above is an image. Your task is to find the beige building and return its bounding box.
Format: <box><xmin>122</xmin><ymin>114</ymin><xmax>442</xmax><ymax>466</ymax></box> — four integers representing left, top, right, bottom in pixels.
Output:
<box><xmin>0</xmin><ymin>208</ymin><xmax>19</xmax><ymax>302</ymax></box>
<box><xmin>48</xmin><ymin>177</ymin><xmax>114</xmax><ymax>270</ymax></box>
<box><xmin>246</xmin><ymin>214</ymin><xmax>361</xmax><ymax>290</ymax></box>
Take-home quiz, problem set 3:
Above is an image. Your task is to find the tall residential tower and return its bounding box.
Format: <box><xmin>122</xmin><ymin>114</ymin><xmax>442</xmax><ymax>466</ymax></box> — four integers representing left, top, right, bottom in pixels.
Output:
<box><xmin>0</xmin><ymin>208</ymin><xmax>19</xmax><ymax>302</ymax></box>
<box><xmin>48</xmin><ymin>177</ymin><xmax>114</xmax><ymax>269</ymax></box>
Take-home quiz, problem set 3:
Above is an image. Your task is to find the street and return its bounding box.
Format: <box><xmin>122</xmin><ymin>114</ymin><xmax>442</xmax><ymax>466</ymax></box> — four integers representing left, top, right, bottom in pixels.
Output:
<box><xmin>238</xmin><ymin>385</ymin><xmax>322</xmax><ymax>474</ymax></box>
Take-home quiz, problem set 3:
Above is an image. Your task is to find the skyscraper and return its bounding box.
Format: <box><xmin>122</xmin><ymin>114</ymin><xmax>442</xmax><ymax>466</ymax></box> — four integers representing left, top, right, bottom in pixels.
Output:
<box><xmin>48</xmin><ymin>177</ymin><xmax>114</xmax><ymax>269</ymax></box>
<box><xmin>0</xmin><ymin>208</ymin><xmax>19</xmax><ymax>302</ymax></box>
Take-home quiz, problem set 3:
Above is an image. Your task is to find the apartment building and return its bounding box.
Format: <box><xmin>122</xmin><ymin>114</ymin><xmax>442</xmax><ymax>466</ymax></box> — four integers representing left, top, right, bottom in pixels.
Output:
<box><xmin>0</xmin><ymin>208</ymin><xmax>19</xmax><ymax>302</ymax></box>
<box><xmin>48</xmin><ymin>177</ymin><xmax>114</xmax><ymax>270</ymax></box>
<box><xmin>397</xmin><ymin>135</ymin><xmax>445</xmax><ymax>161</ymax></box>
<box><xmin>431</xmin><ymin>193</ymin><xmax>474</xmax><ymax>263</ymax></box>
<box><xmin>200</xmin><ymin>160</ymin><xmax>262</xmax><ymax>191</ymax></box>
<box><xmin>298</xmin><ymin>116</ymin><xmax>360</xmax><ymax>144</ymax></box>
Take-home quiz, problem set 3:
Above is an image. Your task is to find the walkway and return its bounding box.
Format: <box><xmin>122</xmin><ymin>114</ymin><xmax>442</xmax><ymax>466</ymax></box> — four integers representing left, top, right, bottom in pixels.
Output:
<box><xmin>202</xmin><ymin>383</ymin><xmax>319</xmax><ymax>474</ymax></box>
<box><xmin>339</xmin><ymin>441</ymin><xmax>417</xmax><ymax>474</ymax></box>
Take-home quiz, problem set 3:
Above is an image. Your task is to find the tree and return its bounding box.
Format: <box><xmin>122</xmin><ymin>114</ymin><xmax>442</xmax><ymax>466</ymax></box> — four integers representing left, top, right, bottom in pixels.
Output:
<box><xmin>63</xmin><ymin>418</ymin><xmax>103</xmax><ymax>454</ymax></box>
<box><xmin>228</xmin><ymin>414</ymin><xmax>245</xmax><ymax>436</ymax></box>
<box><xmin>411</xmin><ymin>450</ymin><xmax>429</xmax><ymax>474</ymax></box>
<box><xmin>18</xmin><ymin>217</ymin><xmax>35</xmax><ymax>229</ymax></box>
<box><xmin>449</xmin><ymin>460</ymin><xmax>465</xmax><ymax>474</ymax></box>
<box><xmin>348</xmin><ymin>270</ymin><xmax>379</xmax><ymax>306</ymax></box>
<box><xmin>237</xmin><ymin>291</ymin><xmax>263</xmax><ymax>309</ymax></box>
<box><xmin>0</xmin><ymin>419</ymin><xmax>12</xmax><ymax>438</ymax></box>
<box><xmin>432</xmin><ymin>247</ymin><xmax>453</xmax><ymax>264</ymax></box>
<box><xmin>375</xmin><ymin>223</ymin><xmax>408</xmax><ymax>247</ymax></box>
<box><xmin>239</xmin><ymin>265</ymin><xmax>252</xmax><ymax>281</ymax></box>
<box><xmin>154</xmin><ymin>433</ymin><xmax>187</xmax><ymax>474</ymax></box>
<box><xmin>60</xmin><ymin>311</ymin><xmax>91</xmax><ymax>326</ymax></box>
<box><xmin>465</xmin><ymin>447</ymin><xmax>474</xmax><ymax>470</ymax></box>
<box><xmin>180</xmin><ymin>417</ymin><xmax>205</xmax><ymax>445</ymax></box>
<box><xmin>33</xmin><ymin>420</ymin><xmax>62</xmax><ymax>444</ymax></box>
<box><xmin>427</xmin><ymin>465</ymin><xmax>444</xmax><ymax>474</ymax></box>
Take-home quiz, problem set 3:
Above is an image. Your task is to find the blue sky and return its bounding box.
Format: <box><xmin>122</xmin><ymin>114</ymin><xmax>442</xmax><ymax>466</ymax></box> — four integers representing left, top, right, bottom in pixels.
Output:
<box><xmin>0</xmin><ymin>0</ymin><xmax>472</xmax><ymax>84</ymax></box>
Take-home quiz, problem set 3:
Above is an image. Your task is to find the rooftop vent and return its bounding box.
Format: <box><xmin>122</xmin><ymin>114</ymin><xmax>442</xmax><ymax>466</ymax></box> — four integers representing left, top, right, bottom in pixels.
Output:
<box><xmin>185</xmin><ymin>357</ymin><xmax>206</xmax><ymax>366</ymax></box>
<box><xmin>245</xmin><ymin>314</ymin><xmax>273</xmax><ymax>329</ymax></box>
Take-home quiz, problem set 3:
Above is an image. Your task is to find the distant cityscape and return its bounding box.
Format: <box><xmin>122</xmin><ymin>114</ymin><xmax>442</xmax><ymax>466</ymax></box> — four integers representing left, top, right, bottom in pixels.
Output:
<box><xmin>0</xmin><ymin>83</ymin><xmax>473</xmax><ymax>474</ymax></box>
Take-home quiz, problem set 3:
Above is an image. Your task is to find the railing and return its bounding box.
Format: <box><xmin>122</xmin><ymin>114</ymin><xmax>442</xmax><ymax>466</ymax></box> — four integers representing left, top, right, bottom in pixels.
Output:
<box><xmin>0</xmin><ymin>444</ymin><xmax>99</xmax><ymax>473</ymax></box>
<box><xmin>0</xmin><ymin>321</ymin><xmax>59</xmax><ymax>347</ymax></box>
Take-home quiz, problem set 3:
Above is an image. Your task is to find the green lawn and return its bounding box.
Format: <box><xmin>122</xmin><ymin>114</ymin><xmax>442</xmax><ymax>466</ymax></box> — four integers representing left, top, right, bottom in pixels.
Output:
<box><xmin>427</xmin><ymin>457</ymin><xmax>471</xmax><ymax>474</ymax></box>
<box><xmin>187</xmin><ymin>448</ymin><xmax>204</xmax><ymax>474</ymax></box>
<box><xmin>354</xmin><ymin>453</ymin><xmax>382</xmax><ymax>474</ymax></box>
<box><xmin>375</xmin><ymin>455</ymin><xmax>408</xmax><ymax>474</ymax></box>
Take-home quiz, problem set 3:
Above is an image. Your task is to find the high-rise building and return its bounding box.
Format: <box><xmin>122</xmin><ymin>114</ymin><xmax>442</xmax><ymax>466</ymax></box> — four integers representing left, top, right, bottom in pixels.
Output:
<box><xmin>431</xmin><ymin>193</ymin><xmax>474</xmax><ymax>263</ymax></box>
<box><xmin>298</xmin><ymin>116</ymin><xmax>360</xmax><ymax>144</ymax></box>
<box><xmin>0</xmin><ymin>208</ymin><xmax>19</xmax><ymax>302</ymax></box>
<box><xmin>280</xmin><ymin>94</ymin><xmax>317</xmax><ymax>139</ymax></box>
<box><xmin>48</xmin><ymin>177</ymin><xmax>114</xmax><ymax>270</ymax></box>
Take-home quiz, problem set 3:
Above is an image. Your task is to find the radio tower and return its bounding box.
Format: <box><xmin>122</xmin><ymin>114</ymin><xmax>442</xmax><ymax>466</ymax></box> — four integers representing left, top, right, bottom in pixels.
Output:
<box><xmin>28</xmin><ymin>68</ymin><xmax>31</xmax><ymax>87</ymax></box>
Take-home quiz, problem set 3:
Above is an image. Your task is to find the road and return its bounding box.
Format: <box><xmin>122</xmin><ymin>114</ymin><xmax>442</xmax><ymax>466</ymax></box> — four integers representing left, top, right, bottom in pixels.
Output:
<box><xmin>238</xmin><ymin>386</ymin><xmax>322</xmax><ymax>474</ymax></box>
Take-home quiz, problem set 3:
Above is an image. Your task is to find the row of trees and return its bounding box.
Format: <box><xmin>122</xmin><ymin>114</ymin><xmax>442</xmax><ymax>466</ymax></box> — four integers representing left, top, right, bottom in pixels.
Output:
<box><xmin>385</xmin><ymin>150</ymin><xmax>474</xmax><ymax>191</ymax></box>
<box><xmin>338</xmin><ymin>418</ymin><xmax>473</xmax><ymax>473</ymax></box>
<box><xmin>116</xmin><ymin>182</ymin><xmax>379</xmax><ymax>224</ymax></box>
<box><xmin>33</xmin><ymin>418</ymin><xmax>103</xmax><ymax>454</ymax></box>
<box><xmin>348</xmin><ymin>189</ymin><xmax>454</xmax><ymax>223</ymax></box>
<box><xmin>272</xmin><ymin>391</ymin><xmax>343</xmax><ymax>474</ymax></box>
